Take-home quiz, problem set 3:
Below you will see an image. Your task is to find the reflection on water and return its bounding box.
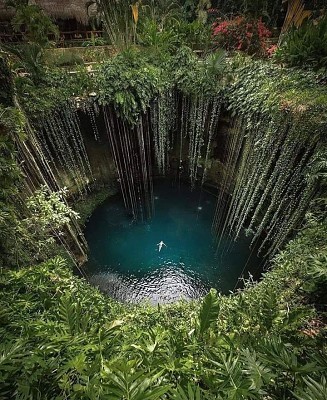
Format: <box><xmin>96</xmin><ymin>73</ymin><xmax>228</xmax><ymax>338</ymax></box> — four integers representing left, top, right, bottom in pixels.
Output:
<box><xmin>84</xmin><ymin>180</ymin><xmax>262</xmax><ymax>304</ymax></box>
<box><xmin>89</xmin><ymin>262</ymin><xmax>207</xmax><ymax>304</ymax></box>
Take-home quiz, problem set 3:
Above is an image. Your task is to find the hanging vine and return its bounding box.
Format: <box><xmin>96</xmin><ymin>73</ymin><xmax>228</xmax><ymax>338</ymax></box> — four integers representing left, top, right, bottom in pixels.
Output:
<box><xmin>212</xmin><ymin>60</ymin><xmax>327</xmax><ymax>258</ymax></box>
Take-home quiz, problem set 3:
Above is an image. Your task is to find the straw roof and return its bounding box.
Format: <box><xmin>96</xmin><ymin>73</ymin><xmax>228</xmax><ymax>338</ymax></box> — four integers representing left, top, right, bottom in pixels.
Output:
<box><xmin>0</xmin><ymin>0</ymin><xmax>95</xmax><ymax>24</ymax></box>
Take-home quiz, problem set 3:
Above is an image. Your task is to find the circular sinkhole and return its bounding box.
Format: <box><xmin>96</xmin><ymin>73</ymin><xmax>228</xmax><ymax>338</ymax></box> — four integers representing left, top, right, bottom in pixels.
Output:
<box><xmin>84</xmin><ymin>180</ymin><xmax>262</xmax><ymax>304</ymax></box>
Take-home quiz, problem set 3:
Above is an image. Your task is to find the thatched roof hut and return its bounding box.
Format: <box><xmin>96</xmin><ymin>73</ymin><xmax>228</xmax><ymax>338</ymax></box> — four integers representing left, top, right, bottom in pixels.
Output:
<box><xmin>0</xmin><ymin>0</ymin><xmax>96</xmax><ymax>24</ymax></box>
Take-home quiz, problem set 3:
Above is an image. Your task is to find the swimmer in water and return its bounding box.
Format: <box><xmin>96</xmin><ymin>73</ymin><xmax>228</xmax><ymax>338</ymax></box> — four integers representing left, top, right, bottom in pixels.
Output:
<box><xmin>157</xmin><ymin>241</ymin><xmax>167</xmax><ymax>252</ymax></box>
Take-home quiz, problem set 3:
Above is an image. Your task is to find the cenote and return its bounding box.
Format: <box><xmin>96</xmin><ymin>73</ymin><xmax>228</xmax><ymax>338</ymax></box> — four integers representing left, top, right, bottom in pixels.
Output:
<box><xmin>84</xmin><ymin>180</ymin><xmax>262</xmax><ymax>304</ymax></box>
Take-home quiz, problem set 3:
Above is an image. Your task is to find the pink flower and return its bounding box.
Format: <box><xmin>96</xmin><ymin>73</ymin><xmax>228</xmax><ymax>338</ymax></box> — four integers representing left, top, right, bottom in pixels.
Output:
<box><xmin>267</xmin><ymin>44</ymin><xmax>278</xmax><ymax>56</ymax></box>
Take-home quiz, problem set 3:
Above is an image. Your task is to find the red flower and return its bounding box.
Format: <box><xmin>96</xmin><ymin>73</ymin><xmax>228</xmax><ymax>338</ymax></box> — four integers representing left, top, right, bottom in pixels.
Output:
<box><xmin>212</xmin><ymin>15</ymin><xmax>272</xmax><ymax>56</ymax></box>
<box><xmin>267</xmin><ymin>44</ymin><xmax>278</xmax><ymax>56</ymax></box>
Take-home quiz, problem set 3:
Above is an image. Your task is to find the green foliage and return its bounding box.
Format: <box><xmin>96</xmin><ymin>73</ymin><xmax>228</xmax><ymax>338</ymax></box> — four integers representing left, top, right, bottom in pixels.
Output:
<box><xmin>196</xmin><ymin>0</ymin><xmax>211</xmax><ymax>24</ymax></box>
<box><xmin>226</xmin><ymin>59</ymin><xmax>327</xmax><ymax>136</ymax></box>
<box><xmin>1</xmin><ymin>3</ymin><xmax>59</xmax><ymax>86</ymax></box>
<box><xmin>96</xmin><ymin>49</ymin><xmax>163</xmax><ymax>124</ymax></box>
<box><xmin>0</xmin><ymin>185</ymin><xmax>79</xmax><ymax>267</ymax></box>
<box><xmin>167</xmin><ymin>46</ymin><xmax>225</xmax><ymax>96</ymax></box>
<box><xmin>4</xmin><ymin>43</ymin><xmax>46</xmax><ymax>84</ymax></box>
<box><xmin>11</xmin><ymin>4</ymin><xmax>59</xmax><ymax>47</ymax></box>
<box><xmin>293</xmin><ymin>376</ymin><xmax>327</xmax><ymax>400</ymax></box>
<box><xmin>170</xmin><ymin>383</ymin><xmax>211</xmax><ymax>399</ymax></box>
<box><xmin>16</xmin><ymin>65</ymin><xmax>93</xmax><ymax>116</ymax></box>
<box><xmin>175</xmin><ymin>20</ymin><xmax>212</xmax><ymax>50</ymax></box>
<box><xmin>0</xmin><ymin>109</ymin><xmax>24</xmax><ymax>267</ymax></box>
<box><xmin>0</xmin><ymin>221</ymin><xmax>326</xmax><ymax>399</ymax></box>
<box><xmin>213</xmin><ymin>0</ymin><xmax>283</xmax><ymax>24</ymax></box>
<box><xmin>49</xmin><ymin>51</ymin><xmax>85</xmax><ymax>67</ymax></box>
<box><xmin>103</xmin><ymin>361</ymin><xmax>170</xmax><ymax>399</ymax></box>
<box><xmin>0</xmin><ymin>53</ymin><xmax>14</xmax><ymax>106</ymax></box>
<box><xmin>275</xmin><ymin>16</ymin><xmax>327</xmax><ymax>70</ymax></box>
<box><xmin>137</xmin><ymin>18</ymin><xmax>180</xmax><ymax>54</ymax></box>
<box><xmin>198</xmin><ymin>288</ymin><xmax>220</xmax><ymax>335</ymax></box>
<box><xmin>136</xmin><ymin>0</ymin><xmax>212</xmax><ymax>53</ymax></box>
<box><xmin>26</xmin><ymin>185</ymin><xmax>79</xmax><ymax>231</ymax></box>
<box><xmin>97</xmin><ymin>0</ymin><xmax>135</xmax><ymax>50</ymax></box>
<box><xmin>302</xmin><ymin>254</ymin><xmax>327</xmax><ymax>290</ymax></box>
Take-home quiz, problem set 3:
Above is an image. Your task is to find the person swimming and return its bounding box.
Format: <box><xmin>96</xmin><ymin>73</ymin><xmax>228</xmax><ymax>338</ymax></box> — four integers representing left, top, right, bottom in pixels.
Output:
<box><xmin>157</xmin><ymin>241</ymin><xmax>167</xmax><ymax>252</ymax></box>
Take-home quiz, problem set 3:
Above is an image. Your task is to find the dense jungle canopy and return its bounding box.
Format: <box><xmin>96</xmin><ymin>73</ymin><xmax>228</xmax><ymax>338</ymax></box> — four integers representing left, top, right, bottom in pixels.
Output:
<box><xmin>0</xmin><ymin>0</ymin><xmax>326</xmax><ymax>399</ymax></box>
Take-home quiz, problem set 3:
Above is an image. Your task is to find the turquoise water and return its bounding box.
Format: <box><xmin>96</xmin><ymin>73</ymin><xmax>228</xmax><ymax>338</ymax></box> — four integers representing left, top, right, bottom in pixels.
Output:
<box><xmin>84</xmin><ymin>180</ymin><xmax>262</xmax><ymax>304</ymax></box>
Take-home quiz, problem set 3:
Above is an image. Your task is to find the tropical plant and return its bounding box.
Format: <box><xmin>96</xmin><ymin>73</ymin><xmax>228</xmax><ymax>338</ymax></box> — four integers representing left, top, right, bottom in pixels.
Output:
<box><xmin>173</xmin><ymin>19</ymin><xmax>212</xmax><ymax>50</ymax></box>
<box><xmin>274</xmin><ymin>15</ymin><xmax>327</xmax><ymax>70</ymax></box>
<box><xmin>0</xmin><ymin>217</ymin><xmax>327</xmax><ymax>399</ymax></box>
<box><xmin>211</xmin><ymin>0</ymin><xmax>283</xmax><ymax>24</ymax></box>
<box><xmin>212</xmin><ymin>15</ymin><xmax>272</xmax><ymax>56</ymax></box>
<box><xmin>3</xmin><ymin>43</ymin><xmax>46</xmax><ymax>84</ymax></box>
<box><xmin>278</xmin><ymin>0</ymin><xmax>314</xmax><ymax>45</ymax></box>
<box><xmin>198</xmin><ymin>288</ymin><xmax>220</xmax><ymax>336</ymax></box>
<box><xmin>137</xmin><ymin>18</ymin><xmax>180</xmax><ymax>54</ymax></box>
<box><xmin>0</xmin><ymin>53</ymin><xmax>14</xmax><ymax>106</ymax></box>
<box><xmin>0</xmin><ymin>185</ymin><xmax>79</xmax><ymax>267</ymax></box>
<box><xmin>96</xmin><ymin>49</ymin><xmax>162</xmax><ymax>124</ymax></box>
<box><xmin>196</xmin><ymin>0</ymin><xmax>211</xmax><ymax>24</ymax></box>
<box><xmin>95</xmin><ymin>0</ymin><xmax>135</xmax><ymax>50</ymax></box>
<box><xmin>141</xmin><ymin>0</ymin><xmax>182</xmax><ymax>31</ymax></box>
<box><xmin>293</xmin><ymin>376</ymin><xmax>327</xmax><ymax>400</ymax></box>
<box><xmin>170</xmin><ymin>383</ymin><xmax>213</xmax><ymax>399</ymax></box>
<box><xmin>11</xmin><ymin>4</ymin><xmax>59</xmax><ymax>47</ymax></box>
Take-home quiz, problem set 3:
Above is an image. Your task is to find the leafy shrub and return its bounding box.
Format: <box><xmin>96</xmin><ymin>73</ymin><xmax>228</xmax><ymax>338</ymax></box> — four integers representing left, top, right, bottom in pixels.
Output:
<box><xmin>96</xmin><ymin>49</ymin><xmax>162</xmax><ymax>124</ymax></box>
<box><xmin>0</xmin><ymin>185</ymin><xmax>79</xmax><ymax>267</ymax></box>
<box><xmin>274</xmin><ymin>16</ymin><xmax>327</xmax><ymax>70</ymax></box>
<box><xmin>137</xmin><ymin>18</ymin><xmax>180</xmax><ymax>53</ymax></box>
<box><xmin>81</xmin><ymin>36</ymin><xmax>107</xmax><ymax>47</ymax></box>
<box><xmin>4</xmin><ymin>43</ymin><xmax>46</xmax><ymax>84</ymax></box>
<box><xmin>212</xmin><ymin>15</ymin><xmax>272</xmax><ymax>56</ymax></box>
<box><xmin>0</xmin><ymin>219</ymin><xmax>326</xmax><ymax>400</ymax></box>
<box><xmin>0</xmin><ymin>54</ymin><xmax>14</xmax><ymax>106</ymax></box>
<box><xmin>11</xmin><ymin>4</ymin><xmax>59</xmax><ymax>47</ymax></box>
<box><xmin>173</xmin><ymin>20</ymin><xmax>212</xmax><ymax>50</ymax></box>
<box><xmin>51</xmin><ymin>51</ymin><xmax>84</xmax><ymax>67</ymax></box>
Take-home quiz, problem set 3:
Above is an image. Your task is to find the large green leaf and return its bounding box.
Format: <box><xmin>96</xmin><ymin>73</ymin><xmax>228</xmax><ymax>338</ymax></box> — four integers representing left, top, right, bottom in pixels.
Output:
<box><xmin>170</xmin><ymin>383</ymin><xmax>214</xmax><ymax>399</ymax></box>
<box><xmin>293</xmin><ymin>376</ymin><xmax>327</xmax><ymax>400</ymax></box>
<box><xmin>198</xmin><ymin>288</ymin><xmax>220</xmax><ymax>336</ymax></box>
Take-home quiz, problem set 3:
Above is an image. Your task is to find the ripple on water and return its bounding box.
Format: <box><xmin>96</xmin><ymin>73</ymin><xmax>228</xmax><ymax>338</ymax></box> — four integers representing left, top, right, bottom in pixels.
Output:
<box><xmin>89</xmin><ymin>261</ymin><xmax>208</xmax><ymax>305</ymax></box>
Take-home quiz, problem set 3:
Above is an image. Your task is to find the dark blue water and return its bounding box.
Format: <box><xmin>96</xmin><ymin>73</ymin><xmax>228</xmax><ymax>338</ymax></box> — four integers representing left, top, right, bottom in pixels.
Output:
<box><xmin>84</xmin><ymin>180</ymin><xmax>262</xmax><ymax>304</ymax></box>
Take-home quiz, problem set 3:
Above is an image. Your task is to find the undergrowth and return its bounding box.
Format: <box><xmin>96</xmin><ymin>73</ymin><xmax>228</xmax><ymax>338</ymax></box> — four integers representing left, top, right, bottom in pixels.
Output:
<box><xmin>0</xmin><ymin>221</ymin><xmax>326</xmax><ymax>399</ymax></box>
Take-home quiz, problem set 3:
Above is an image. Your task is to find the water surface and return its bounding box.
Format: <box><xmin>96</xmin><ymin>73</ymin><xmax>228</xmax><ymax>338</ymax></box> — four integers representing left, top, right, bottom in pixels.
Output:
<box><xmin>84</xmin><ymin>180</ymin><xmax>261</xmax><ymax>304</ymax></box>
